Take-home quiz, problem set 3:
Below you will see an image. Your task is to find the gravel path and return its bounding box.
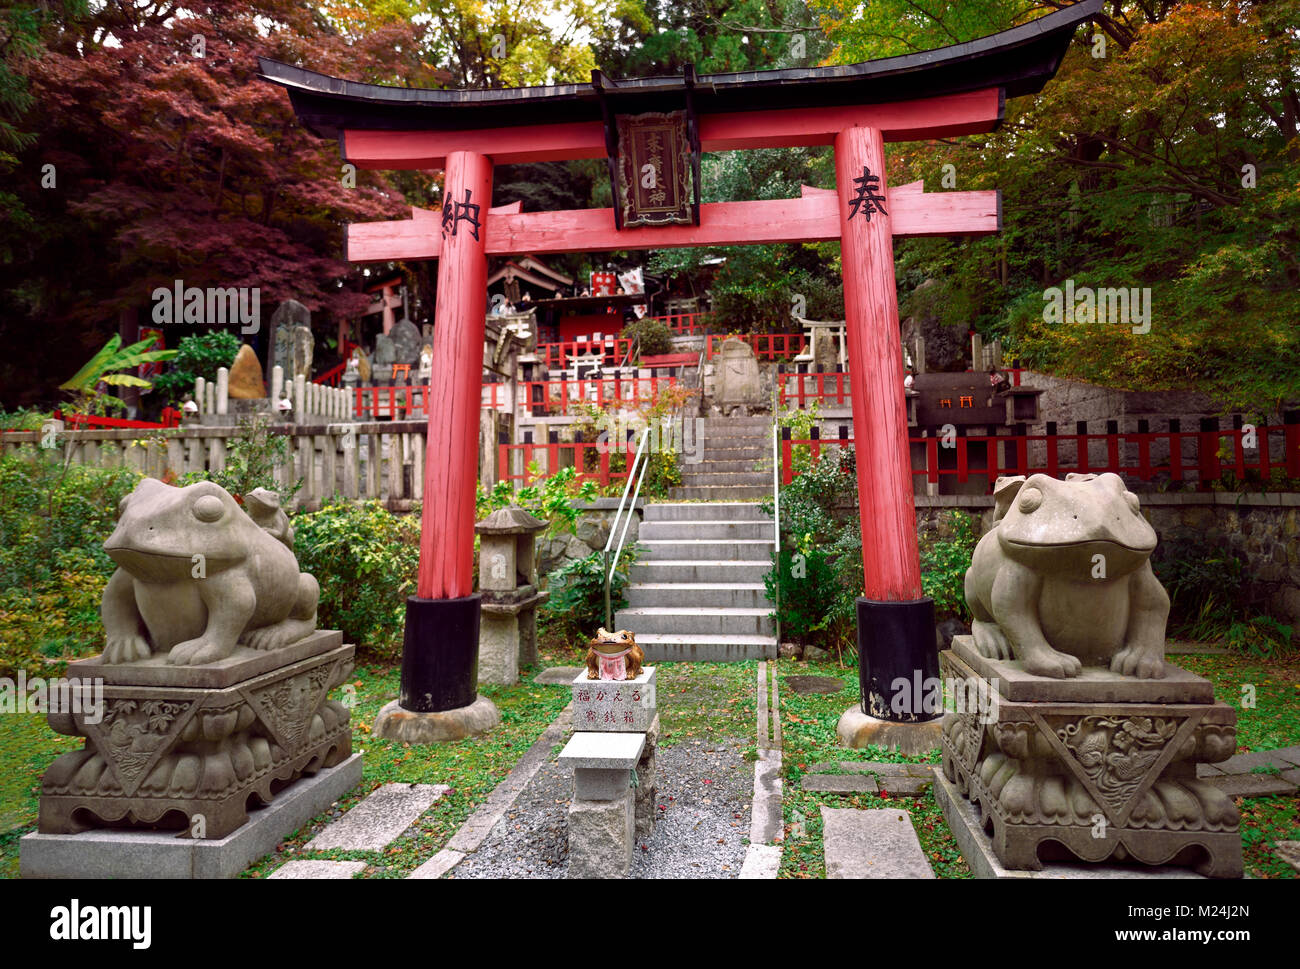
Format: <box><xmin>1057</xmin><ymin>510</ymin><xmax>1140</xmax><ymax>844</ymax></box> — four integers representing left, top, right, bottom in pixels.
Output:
<box><xmin>452</xmin><ymin>737</ymin><xmax>754</xmax><ymax>879</ymax></box>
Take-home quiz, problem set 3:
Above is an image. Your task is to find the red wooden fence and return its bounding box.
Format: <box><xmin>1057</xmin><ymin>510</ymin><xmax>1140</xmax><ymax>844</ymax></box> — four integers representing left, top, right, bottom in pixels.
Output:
<box><xmin>779</xmin><ymin>421</ymin><xmax>1300</xmax><ymax>491</ymax></box>
<box><xmin>519</xmin><ymin>375</ymin><xmax>677</xmax><ymax>416</ymax></box>
<box><xmin>54</xmin><ymin>408</ymin><xmax>183</xmax><ymax>430</ymax></box>
<box><xmin>497</xmin><ymin>435</ymin><xmax>640</xmax><ymax>487</ymax></box>
<box><xmin>778</xmin><ymin>367</ymin><xmax>1023</xmax><ymax>408</ymax></box>
<box><xmin>649</xmin><ymin>312</ymin><xmax>709</xmax><ymax>335</ymax></box>
<box><xmin>706</xmin><ymin>332</ymin><xmax>807</xmax><ymax>361</ymax></box>
<box><xmin>536</xmin><ymin>338</ymin><xmax>633</xmax><ymax>369</ymax></box>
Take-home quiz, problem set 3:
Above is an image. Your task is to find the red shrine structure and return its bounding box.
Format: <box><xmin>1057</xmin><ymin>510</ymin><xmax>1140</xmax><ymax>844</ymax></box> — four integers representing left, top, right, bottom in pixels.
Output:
<box><xmin>260</xmin><ymin>0</ymin><xmax>1101</xmax><ymax>728</ymax></box>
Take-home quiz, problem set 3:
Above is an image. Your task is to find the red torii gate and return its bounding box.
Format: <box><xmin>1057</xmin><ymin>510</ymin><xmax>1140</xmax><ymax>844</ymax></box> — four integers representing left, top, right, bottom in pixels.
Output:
<box><xmin>260</xmin><ymin>0</ymin><xmax>1098</xmax><ymax>730</ymax></box>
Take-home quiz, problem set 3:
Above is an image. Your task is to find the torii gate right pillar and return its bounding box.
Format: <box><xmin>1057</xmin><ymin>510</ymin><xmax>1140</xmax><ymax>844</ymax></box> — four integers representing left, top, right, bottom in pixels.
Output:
<box><xmin>834</xmin><ymin>125</ymin><xmax>940</xmax><ymax>736</ymax></box>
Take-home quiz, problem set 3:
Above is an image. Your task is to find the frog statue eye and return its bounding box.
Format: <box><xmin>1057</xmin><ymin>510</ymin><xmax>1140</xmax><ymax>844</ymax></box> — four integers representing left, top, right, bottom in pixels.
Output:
<box><xmin>1017</xmin><ymin>487</ymin><xmax>1043</xmax><ymax>513</ymax></box>
<box><xmin>193</xmin><ymin>495</ymin><xmax>225</xmax><ymax>523</ymax></box>
<box><xmin>1124</xmin><ymin>492</ymin><xmax>1141</xmax><ymax>514</ymax></box>
<box><xmin>117</xmin><ymin>495</ymin><xmax>130</xmax><ymax>518</ymax></box>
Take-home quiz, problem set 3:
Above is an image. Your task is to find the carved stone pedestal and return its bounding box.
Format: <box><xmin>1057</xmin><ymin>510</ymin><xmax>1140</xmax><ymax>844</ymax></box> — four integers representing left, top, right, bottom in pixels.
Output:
<box><xmin>940</xmin><ymin>636</ymin><xmax>1243</xmax><ymax>878</ymax></box>
<box><xmin>38</xmin><ymin>630</ymin><xmax>354</xmax><ymax>840</ymax></box>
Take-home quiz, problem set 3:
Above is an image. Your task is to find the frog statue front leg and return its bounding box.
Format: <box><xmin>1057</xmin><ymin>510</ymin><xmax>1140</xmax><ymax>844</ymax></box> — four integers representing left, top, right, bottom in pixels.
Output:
<box><xmin>990</xmin><ymin>559</ymin><xmax>1083</xmax><ymax>679</ymax></box>
<box><xmin>101</xmin><ymin>568</ymin><xmax>153</xmax><ymax>664</ymax></box>
<box><xmin>1109</xmin><ymin>559</ymin><xmax>1169</xmax><ymax>679</ymax></box>
<box><xmin>168</xmin><ymin>570</ymin><xmax>257</xmax><ymax>666</ymax></box>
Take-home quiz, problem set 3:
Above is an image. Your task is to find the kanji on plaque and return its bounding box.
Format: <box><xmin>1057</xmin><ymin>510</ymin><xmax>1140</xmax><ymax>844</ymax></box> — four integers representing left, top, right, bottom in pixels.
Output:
<box><xmin>570</xmin><ymin>668</ymin><xmax>657</xmax><ymax>733</ymax></box>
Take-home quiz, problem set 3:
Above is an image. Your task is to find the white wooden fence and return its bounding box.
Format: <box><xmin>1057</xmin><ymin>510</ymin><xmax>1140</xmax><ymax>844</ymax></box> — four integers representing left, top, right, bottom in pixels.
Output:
<box><xmin>0</xmin><ymin>420</ymin><xmax>429</xmax><ymax>512</ymax></box>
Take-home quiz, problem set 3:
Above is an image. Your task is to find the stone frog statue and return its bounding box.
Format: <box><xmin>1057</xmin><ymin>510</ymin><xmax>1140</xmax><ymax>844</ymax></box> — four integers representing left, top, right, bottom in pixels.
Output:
<box><xmin>585</xmin><ymin>627</ymin><xmax>644</xmax><ymax>681</ymax></box>
<box><xmin>963</xmin><ymin>472</ymin><xmax>1169</xmax><ymax>680</ymax></box>
<box><xmin>101</xmin><ymin>478</ymin><xmax>319</xmax><ymax>666</ymax></box>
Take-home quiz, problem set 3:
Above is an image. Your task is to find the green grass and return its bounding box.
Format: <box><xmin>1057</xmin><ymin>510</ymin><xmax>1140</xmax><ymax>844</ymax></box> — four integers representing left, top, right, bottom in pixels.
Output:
<box><xmin>653</xmin><ymin>660</ymin><xmax>758</xmax><ymax>748</ymax></box>
<box><xmin>241</xmin><ymin>659</ymin><xmax>571</xmax><ymax>878</ymax></box>
<box><xmin>774</xmin><ymin>660</ymin><xmax>970</xmax><ymax>879</ymax></box>
<box><xmin>0</xmin><ymin>708</ymin><xmax>81</xmax><ymax>878</ymax></box>
<box><xmin>775</xmin><ymin>648</ymin><xmax>1300</xmax><ymax>880</ymax></box>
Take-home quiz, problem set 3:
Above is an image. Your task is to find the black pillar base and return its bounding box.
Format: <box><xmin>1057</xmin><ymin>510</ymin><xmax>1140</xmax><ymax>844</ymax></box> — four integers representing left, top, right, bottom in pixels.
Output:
<box><xmin>856</xmin><ymin>596</ymin><xmax>940</xmax><ymax>723</ymax></box>
<box><xmin>399</xmin><ymin>594</ymin><xmax>480</xmax><ymax>713</ymax></box>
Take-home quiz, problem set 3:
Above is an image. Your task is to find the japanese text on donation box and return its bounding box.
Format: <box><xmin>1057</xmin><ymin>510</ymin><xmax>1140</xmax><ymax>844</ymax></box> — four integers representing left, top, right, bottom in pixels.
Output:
<box><xmin>573</xmin><ymin>676</ymin><xmax>655</xmax><ymax>733</ymax></box>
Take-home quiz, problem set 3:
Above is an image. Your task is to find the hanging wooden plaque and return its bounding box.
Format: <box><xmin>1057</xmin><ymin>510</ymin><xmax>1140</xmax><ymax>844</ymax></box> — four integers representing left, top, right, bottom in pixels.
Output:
<box><xmin>616</xmin><ymin>111</ymin><xmax>694</xmax><ymax>228</ymax></box>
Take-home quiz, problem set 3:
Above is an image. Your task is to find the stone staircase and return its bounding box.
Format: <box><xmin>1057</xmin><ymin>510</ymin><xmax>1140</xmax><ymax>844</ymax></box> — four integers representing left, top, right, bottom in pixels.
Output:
<box><xmin>670</xmin><ymin>416</ymin><xmax>773</xmax><ymax>500</ymax></box>
<box><xmin>616</xmin><ymin>502</ymin><xmax>778</xmax><ymax>662</ymax></box>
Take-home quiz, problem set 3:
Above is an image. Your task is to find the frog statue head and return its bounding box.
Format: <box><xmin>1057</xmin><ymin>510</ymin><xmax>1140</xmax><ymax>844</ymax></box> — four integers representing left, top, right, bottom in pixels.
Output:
<box><xmin>993</xmin><ymin>472</ymin><xmax>1157</xmax><ymax>577</ymax></box>
<box><xmin>100</xmin><ymin>477</ymin><xmax>319</xmax><ymax>667</ymax></box>
<box><xmin>964</xmin><ymin>472</ymin><xmax>1170</xmax><ymax>679</ymax></box>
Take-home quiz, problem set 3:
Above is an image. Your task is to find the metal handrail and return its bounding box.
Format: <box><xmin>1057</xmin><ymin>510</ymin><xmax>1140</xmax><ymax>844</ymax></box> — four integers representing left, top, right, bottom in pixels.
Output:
<box><xmin>603</xmin><ymin>425</ymin><xmax>652</xmax><ymax>628</ymax></box>
<box><xmin>772</xmin><ymin>420</ymin><xmax>781</xmax><ymax>646</ymax></box>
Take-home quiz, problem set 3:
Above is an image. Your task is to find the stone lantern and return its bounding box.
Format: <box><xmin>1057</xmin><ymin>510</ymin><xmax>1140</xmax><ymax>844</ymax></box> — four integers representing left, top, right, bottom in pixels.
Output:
<box><xmin>475</xmin><ymin>507</ymin><xmax>549</xmax><ymax>685</ymax></box>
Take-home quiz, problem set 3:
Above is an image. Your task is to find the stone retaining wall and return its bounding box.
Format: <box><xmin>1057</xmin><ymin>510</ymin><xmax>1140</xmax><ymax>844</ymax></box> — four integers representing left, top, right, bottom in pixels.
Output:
<box><xmin>914</xmin><ymin>493</ymin><xmax>1300</xmax><ymax>625</ymax></box>
<box><xmin>537</xmin><ymin>499</ymin><xmax>644</xmax><ymax>580</ymax></box>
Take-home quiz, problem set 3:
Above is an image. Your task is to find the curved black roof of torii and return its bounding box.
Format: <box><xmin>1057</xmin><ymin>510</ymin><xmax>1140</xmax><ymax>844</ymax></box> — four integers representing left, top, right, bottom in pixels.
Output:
<box><xmin>259</xmin><ymin>0</ymin><xmax>1101</xmax><ymax>138</ymax></box>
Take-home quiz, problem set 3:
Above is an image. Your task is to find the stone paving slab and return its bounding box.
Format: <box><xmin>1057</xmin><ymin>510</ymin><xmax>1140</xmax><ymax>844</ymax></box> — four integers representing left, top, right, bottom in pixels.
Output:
<box><xmin>1196</xmin><ymin>763</ymin><xmax>1226</xmax><ymax>777</ymax></box>
<box><xmin>1203</xmin><ymin>773</ymin><xmax>1297</xmax><ymax>797</ymax></box>
<box><xmin>750</xmin><ymin>749</ymin><xmax>784</xmax><ymax>844</ymax></box>
<box><xmin>306</xmin><ymin>782</ymin><xmax>449</xmax><ymax>852</ymax></box>
<box><xmin>534</xmin><ymin>666</ymin><xmax>585</xmax><ymax>685</ymax></box>
<box><xmin>1274</xmin><ymin>841</ymin><xmax>1300</xmax><ymax>875</ymax></box>
<box><xmin>739</xmin><ymin>843</ymin><xmax>782</xmax><ymax>879</ymax></box>
<box><xmin>821</xmin><ymin>807</ymin><xmax>934</xmax><ymax>879</ymax></box>
<box><xmin>1269</xmin><ymin>746</ymin><xmax>1300</xmax><ymax>768</ymax></box>
<box><xmin>407</xmin><ymin>848</ymin><xmax>465</xmax><ymax>880</ymax></box>
<box><xmin>269</xmin><ymin>860</ymin><xmax>366</xmax><ymax>879</ymax></box>
<box><xmin>1215</xmin><ymin>750</ymin><xmax>1300</xmax><ymax>773</ymax></box>
<box><xmin>802</xmin><ymin>774</ymin><xmax>878</xmax><ymax>793</ymax></box>
<box><xmin>808</xmin><ymin>762</ymin><xmax>936</xmax><ymax>777</ymax></box>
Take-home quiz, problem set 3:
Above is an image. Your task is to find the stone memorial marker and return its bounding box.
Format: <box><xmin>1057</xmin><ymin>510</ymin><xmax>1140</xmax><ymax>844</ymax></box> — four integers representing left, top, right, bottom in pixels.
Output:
<box><xmin>270</xmin><ymin>299</ymin><xmax>313</xmax><ymax>382</ymax></box>
<box><xmin>389</xmin><ymin>317</ymin><xmax>422</xmax><ymax>365</ymax></box>
<box><xmin>714</xmin><ymin>337</ymin><xmax>761</xmax><ymax>413</ymax></box>
<box><xmin>373</xmin><ymin>332</ymin><xmax>396</xmax><ymax>383</ymax></box>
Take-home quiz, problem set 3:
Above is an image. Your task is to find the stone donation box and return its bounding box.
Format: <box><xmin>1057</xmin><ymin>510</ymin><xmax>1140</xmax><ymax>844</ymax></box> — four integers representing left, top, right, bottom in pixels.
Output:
<box><xmin>559</xmin><ymin>627</ymin><xmax>658</xmax><ymax>878</ymax></box>
<box><xmin>475</xmin><ymin>507</ymin><xmax>548</xmax><ymax>685</ymax></box>
<box><xmin>937</xmin><ymin>472</ymin><xmax>1242</xmax><ymax>877</ymax></box>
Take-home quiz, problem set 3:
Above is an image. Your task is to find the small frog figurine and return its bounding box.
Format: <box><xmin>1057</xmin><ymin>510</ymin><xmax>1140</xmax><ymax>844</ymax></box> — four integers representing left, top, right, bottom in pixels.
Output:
<box><xmin>585</xmin><ymin>627</ymin><xmax>644</xmax><ymax>681</ymax></box>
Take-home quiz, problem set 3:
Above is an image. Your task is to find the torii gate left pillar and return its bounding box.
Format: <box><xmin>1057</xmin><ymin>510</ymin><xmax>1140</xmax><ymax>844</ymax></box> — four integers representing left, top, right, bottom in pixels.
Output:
<box><xmin>373</xmin><ymin>149</ymin><xmax>503</xmax><ymax>742</ymax></box>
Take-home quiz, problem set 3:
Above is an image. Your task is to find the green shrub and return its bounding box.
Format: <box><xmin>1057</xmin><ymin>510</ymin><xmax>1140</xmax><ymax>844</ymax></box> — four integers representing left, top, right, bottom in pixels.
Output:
<box><xmin>1152</xmin><ymin>532</ymin><xmax>1245</xmax><ymax>635</ymax></box>
<box><xmin>542</xmin><ymin>549</ymin><xmax>632</xmax><ymax>641</ymax></box>
<box><xmin>1224</xmin><ymin>615</ymin><xmax>1295</xmax><ymax>658</ymax></box>
<box><xmin>180</xmin><ymin>414</ymin><xmax>301</xmax><ymax>503</ymax></box>
<box><xmin>0</xmin><ymin>446</ymin><xmax>141</xmax><ymax>673</ymax></box>
<box><xmin>476</xmin><ymin>465</ymin><xmax>598</xmax><ymax>535</ymax></box>
<box><xmin>623</xmin><ymin>317</ymin><xmax>674</xmax><ymax>356</ymax></box>
<box><xmin>762</xmin><ymin>447</ymin><xmax>860</xmax><ymax>658</ymax></box>
<box><xmin>292</xmin><ymin>501</ymin><xmax>421</xmax><ymax>661</ymax></box>
<box><xmin>919</xmin><ymin>511</ymin><xmax>981</xmax><ymax>621</ymax></box>
<box><xmin>151</xmin><ymin>331</ymin><xmax>240</xmax><ymax>405</ymax></box>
